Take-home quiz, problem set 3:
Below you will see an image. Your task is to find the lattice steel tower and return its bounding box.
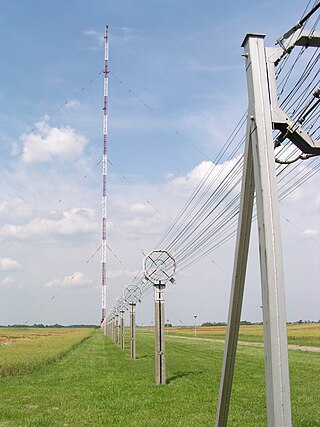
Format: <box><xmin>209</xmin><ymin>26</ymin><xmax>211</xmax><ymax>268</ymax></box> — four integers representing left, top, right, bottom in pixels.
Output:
<box><xmin>101</xmin><ymin>25</ymin><xmax>109</xmax><ymax>323</ymax></box>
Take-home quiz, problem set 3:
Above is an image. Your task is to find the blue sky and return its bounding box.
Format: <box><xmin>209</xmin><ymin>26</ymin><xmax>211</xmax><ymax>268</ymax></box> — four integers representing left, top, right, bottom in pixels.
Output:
<box><xmin>0</xmin><ymin>0</ymin><xmax>319</xmax><ymax>325</ymax></box>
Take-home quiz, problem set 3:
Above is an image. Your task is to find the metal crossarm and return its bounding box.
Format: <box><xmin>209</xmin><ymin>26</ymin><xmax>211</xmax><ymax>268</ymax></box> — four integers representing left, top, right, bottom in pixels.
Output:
<box><xmin>267</xmin><ymin>30</ymin><xmax>320</xmax><ymax>154</ymax></box>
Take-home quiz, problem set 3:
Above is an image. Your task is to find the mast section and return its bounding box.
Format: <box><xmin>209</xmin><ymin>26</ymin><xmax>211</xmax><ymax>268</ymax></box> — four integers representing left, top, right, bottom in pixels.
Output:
<box><xmin>101</xmin><ymin>25</ymin><xmax>109</xmax><ymax>323</ymax></box>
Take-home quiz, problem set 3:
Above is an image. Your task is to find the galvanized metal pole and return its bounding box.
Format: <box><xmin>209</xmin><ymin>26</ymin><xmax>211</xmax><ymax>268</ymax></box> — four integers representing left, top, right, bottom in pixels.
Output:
<box><xmin>103</xmin><ymin>320</ymin><xmax>107</xmax><ymax>335</ymax></box>
<box><xmin>215</xmin><ymin>120</ymin><xmax>255</xmax><ymax>427</ymax></box>
<box><xmin>111</xmin><ymin>317</ymin><xmax>115</xmax><ymax>341</ymax></box>
<box><xmin>120</xmin><ymin>310</ymin><xmax>125</xmax><ymax>350</ymax></box>
<box><xmin>243</xmin><ymin>34</ymin><xmax>291</xmax><ymax>426</ymax></box>
<box><xmin>215</xmin><ymin>33</ymin><xmax>292</xmax><ymax>427</ymax></box>
<box><xmin>118</xmin><ymin>315</ymin><xmax>121</xmax><ymax>346</ymax></box>
<box><xmin>130</xmin><ymin>303</ymin><xmax>136</xmax><ymax>359</ymax></box>
<box><xmin>154</xmin><ymin>282</ymin><xmax>166</xmax><ymax>385</ymax></box>
<box><xmin>143</xmin><ymin>250</ymin><xmax>175</xmax><ymax>385</ymax></box>
<box><xmin>115</xmin><ymin>314</ymin><xmax>119</xmax><ymax>344</ymax></box>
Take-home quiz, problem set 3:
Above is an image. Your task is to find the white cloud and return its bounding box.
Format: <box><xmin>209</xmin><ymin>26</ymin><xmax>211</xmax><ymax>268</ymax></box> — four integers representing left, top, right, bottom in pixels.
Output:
<box><xmin>44</xmin><ymin>271</ymin><xmax>92</xmax><ymax>289</ymax></box>
<box><xmin>304</xmin><ymin>228</ymin><xmax>319</xmax><ymax>237</ymax></box>
<box><xmin>167</xmin><ymin>160</ymin><xmax>213</xmax><ymax>192</ymax></box>
<box><xmin>11</xmin><ymin>142</ymin><xmax>19</xmax><ymax>156</ymax></box>
<box><xmin>0</xmin><ymin>276</ymin><xmax>14</xmax><ymax>288</ymax></box>
<box><xmin>20</xmin><ymin>120</ymin><xmax>88</xmax><ymax>164</ymax></box>
<box><xmin>0</xmin><ymin>207</ymin><xmax>100</xmax><ymax>241</ymax></box>
<box><xmin>166</xmin><ymin>157</ymin><xmax>242</xmax><ymax>196</ymax></box>
<box><xmin>108</xmin><ymin>159</ymin><xmax>243</xmax><ymax>244</ymax></box>
<box><xmin>0</xmin><ymin>257</ymin><xmax>20</xmax><ymax>271</ymax></box>
<box><xmin>0</xmin><ymin>198</ymin><xmax>33</xmax><ymax>223</ymax></box>
<box><xmin>123</xmin><ymin>203</ymin><xmax>167</xmax><ymax>238</ymax></box>
<box><xmin>84</xmin><ymin>29</ymin><xmax>104</xmax><ymax>45</ymax></box>
<box><xmin>274</xmin><ymin>143</ymin><xmax>297</xmax><ymax>163</ymax></box>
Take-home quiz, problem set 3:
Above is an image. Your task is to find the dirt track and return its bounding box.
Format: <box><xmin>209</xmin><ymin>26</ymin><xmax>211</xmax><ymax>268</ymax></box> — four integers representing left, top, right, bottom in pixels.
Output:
<box><xmin>166</xmin><ymin>334</ymin><xmax>320</xmax><ymax>353</ymax></box>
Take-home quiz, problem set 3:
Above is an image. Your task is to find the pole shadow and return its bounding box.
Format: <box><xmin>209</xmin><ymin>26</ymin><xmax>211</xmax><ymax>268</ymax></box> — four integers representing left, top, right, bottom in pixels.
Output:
<box><xmin>166</xmin><ymin>370</ymin><xmax>202</xmax><ymax>384</ymax></box>
<box><xmin>135</xmin><ymin>354</ymin><xmax>149</xmax><ymax>360</ymax></box>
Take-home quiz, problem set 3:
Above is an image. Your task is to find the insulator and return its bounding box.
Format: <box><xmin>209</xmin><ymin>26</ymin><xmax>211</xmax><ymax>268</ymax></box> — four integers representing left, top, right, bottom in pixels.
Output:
<box><xmin>313</xmin><ymin>87</ymin><xmax>320</xmax><ymax>98</ymax></box>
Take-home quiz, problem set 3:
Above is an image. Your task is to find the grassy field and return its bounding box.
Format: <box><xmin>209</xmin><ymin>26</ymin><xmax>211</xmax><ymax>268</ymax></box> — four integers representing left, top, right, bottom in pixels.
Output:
<box><xmin>164</xmin><ymin>323</ymin><xmax>320</xmax><ymax>347</ymax></box>
<box><xmin>0</xmin><ymin>328</ymin><xmax>93</xmax><ymax>377</ymax></box>
<box><xmin>0</xmin><ymin>328</ymin><xmax>319</xmax><ymax>426</ymax></box>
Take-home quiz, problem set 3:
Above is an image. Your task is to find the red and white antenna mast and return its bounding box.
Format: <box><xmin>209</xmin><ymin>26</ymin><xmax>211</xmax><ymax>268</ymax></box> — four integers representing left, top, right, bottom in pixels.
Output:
<box><xmin>101</xmin><ymin>25</ymin><xmax>109</xmax><ymax>323</ymax></box>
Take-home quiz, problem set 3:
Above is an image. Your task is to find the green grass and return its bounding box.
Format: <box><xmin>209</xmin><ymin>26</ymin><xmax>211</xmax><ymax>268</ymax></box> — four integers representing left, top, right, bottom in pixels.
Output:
<box><xmin>0</xmin><ymin>329</ymin><xmax>319</xmax><ymax>426</ymax></box>
<box><xmin>0</xmin><ymin>328</ymin><xmax>93</xmax><ymax>377</ymax></box>
<box><xmin>165</xmin><ymin>323</ymin><xmax>320</xmax><ymax>347</ymax></box>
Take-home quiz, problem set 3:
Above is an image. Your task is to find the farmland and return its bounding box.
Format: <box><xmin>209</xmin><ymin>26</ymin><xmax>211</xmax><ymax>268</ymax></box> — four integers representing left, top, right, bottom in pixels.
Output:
<box><xmin>164</xmin><ymin>323</ymin><xmax>320</xmax><ymax>348</ymax></box>
<box><xmin>0</xmin><ymin>326</ymin><xmax>319</xmax><ymax>426</ymax></box>
<box><xmin>0</xmin><ymin>327</ymin><xmax>93</xmax><ymax>377</ymax></box>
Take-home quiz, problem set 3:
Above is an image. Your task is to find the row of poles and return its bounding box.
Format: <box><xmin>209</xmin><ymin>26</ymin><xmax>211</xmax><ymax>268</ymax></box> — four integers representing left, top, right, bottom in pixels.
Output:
<box><xmin>103</xmin><ymin>299</ymin><xmax>198</xmax><ymax>383</ymax></box>
<box><xmin>104</xmin><ymin>302</ymin><xmax>136</xmax><ymax>358</ymax></box>
<box><xmin>101</xmin><ymin>250</ymin><xmax>175</xmax><ymax>385</ymax></box>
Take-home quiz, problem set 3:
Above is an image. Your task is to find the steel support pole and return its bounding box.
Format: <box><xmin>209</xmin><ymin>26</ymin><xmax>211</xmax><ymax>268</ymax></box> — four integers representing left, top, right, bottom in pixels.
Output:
<box><xmin>111</xmin><ymin>317</ymin><xmax>115</xmax><ymax>341</ymax></box>
<box><xmin>154</xmin><ymin>283</ymin><xmax>166</xmax><ymax>385</ymax></box>
<box><xmin>215</xmin><ymin>120</ymin><xmax>255</xmax><ymax>427</ymax></box>
<box><xmin>120</xmin><ymin>310</ymin><xmax>125</xmax><ymax>350</ymax></box>
<box><xmin>245</xmin><ymin>35</ymin><xmax>292</xmax><ymax>426</ymax></box>
<box><xmin>115</xmin><ymin>314</ymin><xmax>119</xmax><ymax>344</ymax></box>
<box><xmin>215</xmin><ymin>34</ymin><xmax>291</xmax><ymax>427</ymax></box>
<box><xmin>130</xmin><ymin>303</ymin><xmax>136</xmax><ymax>359</ymax></box>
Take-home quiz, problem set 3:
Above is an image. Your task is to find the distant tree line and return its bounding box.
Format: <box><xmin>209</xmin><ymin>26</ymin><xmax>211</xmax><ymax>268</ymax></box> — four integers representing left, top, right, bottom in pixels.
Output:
<box><xmin>288</xmin><ymin>320</ymin><xmax>320</xmax><ymax>324</ymax></box>
<box><xmin>201</xmin><ymin>322</ymin><xmax>227</xmax><ymax>327</ymax></box>
<box><xmin>1</xmin><ymin>320</ymin><xmax>319</xmax><ymax>328</ymax></box>
<box><xmin>200</xmin><ymin>320</ymin><xmax>320</xmax><ymax>327</ymax></box>
<box><xmin>0</xmin><ymin>324</ymin><xmax>98</xmax><ymax>328</ymax></box>
<box><xmin>200</xmin><ymin>321</ymin><xmax>253</xmax><ymax>327</ymax></box>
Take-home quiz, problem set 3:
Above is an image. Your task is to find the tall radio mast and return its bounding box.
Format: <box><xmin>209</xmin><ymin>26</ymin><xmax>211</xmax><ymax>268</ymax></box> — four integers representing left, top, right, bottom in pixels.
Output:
<box><xmin>101</xmin><ymin>25</ymin><xmax>109</xmax><ymax>323</ymax></box>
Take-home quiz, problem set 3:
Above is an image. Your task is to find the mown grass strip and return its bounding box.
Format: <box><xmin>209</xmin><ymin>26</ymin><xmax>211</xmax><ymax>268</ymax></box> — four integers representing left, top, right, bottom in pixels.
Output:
<box><xmin>0</xmin><ymin>329</ymin><xmax>319</xmax><ymax>426</ymax></box>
